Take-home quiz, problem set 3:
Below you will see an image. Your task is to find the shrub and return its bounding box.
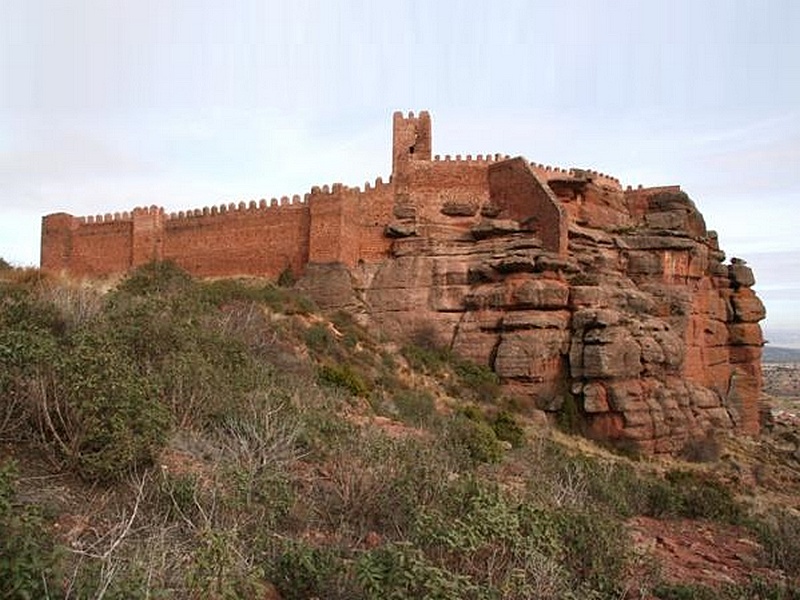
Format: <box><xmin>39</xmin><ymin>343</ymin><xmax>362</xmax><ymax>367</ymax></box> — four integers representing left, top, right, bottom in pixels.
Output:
<box><xmin>653</xmin><ymin>470</ymin><xmax>742</xmax><ymax>523</ymax></box>
<box><xmin>266</xmin><ymin>541</ymin><xmax>346</xmax><ymax>600</ymax></box>
<box><xmin>356</xmin><ymin>542</ymin><xmax>478</xmax><ymax>600</ymax></box>
<box><xmin>551</xmin><ymin>507</ymin><xmax>628</xmax><ymax>594</ymax></box>
<box><xmin>453</xmin><ymin>359</ymin><xmax>500</xmax><ymax>403</ymax></box>
<box><xmin>157</xmin><ymin>471</ymin><xmax>202</xmax><ymax>523</ymax></box>
<box><xmin>446</xmin><ymin>413</ymin><xmax>503</xmax><ymax>464</ymax></box>
<box><xmin>653</xmin><ymin>583</ymin><xmax>718</xmax><ymax>600</ymax></box>
<box><xmin>556</xmin><ymin>393</ymin><xmax>582</xmax><ymax>434</ymax></box>
<box><xmin>185</xmin><ymin>528</ymin><xmax>267</xmax><ymax>599</ymax></box>
<box><xmin>0</xmin><ymin>257</ymin><xmax>12</xmax><ymax>271</ymax></box>
<box><xmin>492</xmin><ymin>410</ymin><xmax>525</xmax><ymax>448</ymax></box>
<box><xmin>115</xmin><ymin>260</ymin><xmax>194</xmax><ymax>297</ymax></box>
<box><xmin>318</xmin><ymin>363</ymin><xmax>370</xmax><ymax>397</ymax></box>
<box><xmin>393</xmin><ymin>389</ymin><xmax>436</xmax><ymax>425</ymax></box>
<box><xmin>277</xmin><ymin>266</ymin><xmax>296</xmax><ymax>287</ymax></box>
<box><xmin>402</xmin><ymin>343</ymin><xmax>450</xmax><ymax>374</ymax></box>
<box><xmin>755</xmin><ymin>508</ymin><xmax>800</xmax><ymax>578</ymax></box>
<box><xmin>305</xmin><ymin>323</ymin><xmax>334</xmax><ymax>355</ymax></box>
<box><xmin>654</xmin><ymin>580</ymin><xmax>800</xmax><ymax>600</ymax></box>
<box><xmin>53</xmin><ymin>328</ymin><xmax>170</xmax><ymax>481</ymax></box>
<box><xmin>0</xmin><ymin>462</ymin><xmax>60</xmax><ymax>599</ymax></box>
<box><xmin>0</xmin><ymin>284</ymin><xmax>65</xmax><ymax>335</ymax></box>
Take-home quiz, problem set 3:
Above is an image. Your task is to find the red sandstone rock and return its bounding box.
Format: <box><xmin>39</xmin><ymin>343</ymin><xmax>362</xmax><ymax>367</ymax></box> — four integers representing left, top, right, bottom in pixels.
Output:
<box><xmin>40</xmin><ymin>111</ymin><xmax>765</xmax><ymax>454</ymax></box>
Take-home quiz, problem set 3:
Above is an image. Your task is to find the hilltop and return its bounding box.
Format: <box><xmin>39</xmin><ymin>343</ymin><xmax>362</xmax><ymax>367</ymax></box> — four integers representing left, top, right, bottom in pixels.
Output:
<box><xmin>0</xmin><ymin>263</ymin><xmax>798</xmax><ymax>599</ymax></box>
<box><xmin>40</xmin><ymin>112</ymin><xmax>766</xmax><ymax>454</ymax></box>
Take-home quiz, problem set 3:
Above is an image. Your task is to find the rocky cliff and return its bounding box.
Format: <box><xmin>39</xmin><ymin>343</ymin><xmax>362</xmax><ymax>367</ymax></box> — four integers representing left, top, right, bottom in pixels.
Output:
<box><xmin>42</xmin><ymin>111</ymin><xmax>765</xmax><ymax>454</ymax></box>
<box><xmin>300</xmin><ymin>160</ymin><xmax>765</xmax><ymax>455</ymax></box>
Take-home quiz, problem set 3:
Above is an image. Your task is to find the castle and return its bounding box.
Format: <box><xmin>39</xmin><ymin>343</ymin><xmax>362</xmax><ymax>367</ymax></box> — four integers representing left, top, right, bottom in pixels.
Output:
<box><xmin>41</xmin><ymin>112</ymin><xmax>765</xmax><ymax>453</ymax></box>
<box><xmin>41</xmin><ymin>111</ymin><xmax>601</xmax><ymax>278</ymax></box>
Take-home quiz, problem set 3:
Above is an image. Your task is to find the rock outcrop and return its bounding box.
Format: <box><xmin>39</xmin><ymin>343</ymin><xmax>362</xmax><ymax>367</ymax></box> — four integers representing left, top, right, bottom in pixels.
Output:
<box><xmin>300</xmin><ymin>114</ymin><xmax>765</xmax><ymax>454</ymax></box>
<box><xmin>43</xmin><ymin>111</ymin><xmax>765</xmax><ymax>453</ymax></box>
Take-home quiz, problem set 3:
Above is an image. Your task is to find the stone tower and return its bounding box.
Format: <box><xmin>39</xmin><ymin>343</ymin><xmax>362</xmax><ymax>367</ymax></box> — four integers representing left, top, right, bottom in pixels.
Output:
<box><xmin>392</xmin><ymin>110</ymin><xmax>432</xmax><ymax>180</ymax></box>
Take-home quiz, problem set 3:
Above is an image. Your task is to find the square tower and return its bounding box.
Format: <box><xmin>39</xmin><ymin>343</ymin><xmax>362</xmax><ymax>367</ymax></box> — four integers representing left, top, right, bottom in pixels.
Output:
<box><xmin>392</xmin><ymin>111</ymin><xmax>432</xmax><ymax>180</ymax></box>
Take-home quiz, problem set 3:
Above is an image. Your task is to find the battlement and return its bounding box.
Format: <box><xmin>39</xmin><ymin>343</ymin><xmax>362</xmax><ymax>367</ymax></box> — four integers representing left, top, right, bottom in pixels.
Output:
<box><xmin>530</xmin><ymin>163</ymin><xmax>622</xmax><ymax>191</ymax></box>
<box><xmin>432</xmin><ymin>153</ymin><xmax>508</xmax><ymax>163</ymax></box>
<box><xmin>41</xmin><ymin>111</ymin><xmax>645</xmax><ymax>278</ymax></box>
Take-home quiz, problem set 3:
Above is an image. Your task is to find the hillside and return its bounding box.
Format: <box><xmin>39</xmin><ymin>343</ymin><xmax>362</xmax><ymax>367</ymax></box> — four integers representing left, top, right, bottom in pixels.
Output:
<box><xmin>1</xmin><ymin>263</ymin><xmax>799</xmax><ymax>599</ymax></box>
<box><xmin>764</xmin><ymin>345</ymin><xmax>800</xmax><ymax>363</ymax></box>
<box><xmin>41</xmin><ymin>113</ymin><xmax>767</xmax><ymax>454</ymax></box>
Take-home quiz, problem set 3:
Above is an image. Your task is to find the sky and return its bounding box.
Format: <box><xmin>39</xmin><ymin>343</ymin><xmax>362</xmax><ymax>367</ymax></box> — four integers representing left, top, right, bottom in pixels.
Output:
<box><xmin>1</xmin><ymin>0</ymin><xmax>798</xmax><ymax>342</ymax></box>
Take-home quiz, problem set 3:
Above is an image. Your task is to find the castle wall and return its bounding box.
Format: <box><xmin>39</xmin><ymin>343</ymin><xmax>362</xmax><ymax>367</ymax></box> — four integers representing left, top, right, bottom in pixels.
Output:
<box><xmin>487</xmin><ymin>158</ymin><xmax>568</xmax><ymax>255</ymax></box>
<box><xmin>41</xmin><ymin>212</ymin><xmax>134</xmax><ymax>277</ymax></box>
<box><xmin>404</xmin><ymin>159</ymin><xmax>491</xmax><ymax>229</ymax></box>
<box><xmin>341</xmin><ymin>180</ymin><xmax>395</xmax><ymax>265</ymax></box>
<box><xmin>41</xmin><ymin>213</ymin><xmax>76</xmax><ymax>273</ymax></box>
<box><xmin>38</xmin><ymin>111</ymin><xmax>765</xmax><ymax>451</ymax></box>
<box><xmin>71</xmin><ymin>220</ymin><xmax>133</xmax><ymax>276</ymax></box>
<box><xmin>163</xmin><ymin>201</ymin><xmax>310</xmax><ymax>278</ymax></box>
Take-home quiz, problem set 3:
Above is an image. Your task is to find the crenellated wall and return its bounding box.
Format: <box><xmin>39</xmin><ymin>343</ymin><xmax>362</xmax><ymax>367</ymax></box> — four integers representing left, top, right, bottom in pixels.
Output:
<box><xmin>42</xmin><ymin>111</ymin><xmax>575</xmax><ymax>278</ymax></box>
<box><xmin>39</xmin><ymin>110</ymin><xmax>766</xmax><ymax>452</ymax></box>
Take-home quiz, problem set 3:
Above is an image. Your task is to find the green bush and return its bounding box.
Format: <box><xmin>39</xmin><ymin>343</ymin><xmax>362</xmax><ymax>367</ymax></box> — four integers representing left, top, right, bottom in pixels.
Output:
<box><xmin>305</xmin><ymin>323</ymin><xmax>334</xmax><ymax>355</ymax></box>
<box><xmin>115</xmin><ymin>260</ymin><xmax>194</xmax><ymax>297</ymax></box>
<box><xmin>267</xmin><ymin>541</ymin><xmax>346</xmax><ymax>600</ymax></box>
<box><xmin>0</xmin><ymin>285</ymin><xmax>65</xmax><ymax>335</ymax></box>
<box><xmin>654</xmin><ymin>580</ymin><xmax>800</xmax><ymax>600</ymax></box>
<box><xmin>0</xmin><ymin>462</ymin><xmax>60</xmax><ymax>599</ymax></box>
<box><xmin>755</xmin><ymin>508</ymin><xmax>800</xmax><ymax>578</ymax></box>
<box><xmin>453</xmin><ymin>359</ymin><xmax>500</xmax><ymax>403</ymax></box>
<box><xmin>402</xmin><ymin>343</ymin><xmax>451</xmax><ymax>374</ymax></box>
<box><xmin>645</xmin><ymin>470</ymin><xmax>742</xmax><ymax>523</ymax></box>
<box><xmin>318</xmin><ymin>363</ymin><xmax>370</xmax><ymax>397</ymax></box>
<box><xmin>551</xmin><ymin>508</ymin><xmax>628</xmax><ymax>594</ymax></box>
<box><xmin>492</xmin><ymin>410</ymin><xmax>525</xmax><ymax>448</ymax></box>
<box><xmin>356</xmin><ymin>542</ymin><xmax>478</xmax><ymax>600</ymax></box>
<box><xmin>556</xmin><ymin>393</ymin><xmax>582</xmax><ymax>434</ymax></box>
<box><xmin>277</xmin><ymin>266</ymin><xmax>296</xmax><ymax>288</ymax></box>
<box><xmin>55</xmin><ymin>328</ymin><xmax>170</xmax><ymax>481</ymax></box>
<box><xmin>393</xmin><ymin>389</ymin><xmax>436</xmax><ymax>425</ymax></box>
<box><xmin>653</xmin><ymin>583</ymin><xmax>718</xmax><ymax>600</ymax></box>
<box><xmin>446</xmin><ymin>413</ymin><xmax>503</xmax><ymax>464</ymax></box>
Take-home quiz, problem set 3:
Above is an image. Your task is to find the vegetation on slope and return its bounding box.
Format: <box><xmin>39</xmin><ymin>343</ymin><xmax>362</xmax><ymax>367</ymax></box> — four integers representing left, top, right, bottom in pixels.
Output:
<box><xmin>1</xmin><ymin>261</ymin><xmax>799</xmax><ymax>599</ymax></box>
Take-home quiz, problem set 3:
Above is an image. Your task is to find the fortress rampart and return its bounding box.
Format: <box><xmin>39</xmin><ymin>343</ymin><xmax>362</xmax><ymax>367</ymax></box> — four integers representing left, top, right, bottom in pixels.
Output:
<box><xmin>41</xmin><ymin>111</ymin><xmax>635</xmax><ymax>279</ymax></box>
<box><xmin>39</xmin><ymin>111</ymin><xmax>766</xmax><ymax>452</ymax></box>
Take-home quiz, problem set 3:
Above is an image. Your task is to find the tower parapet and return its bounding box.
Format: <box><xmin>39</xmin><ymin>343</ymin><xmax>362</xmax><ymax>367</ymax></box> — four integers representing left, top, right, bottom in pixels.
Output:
<box><xmin>392</xmin><ymin>110</ymin><xmax>432</xmax><ymax>180</ymax></box>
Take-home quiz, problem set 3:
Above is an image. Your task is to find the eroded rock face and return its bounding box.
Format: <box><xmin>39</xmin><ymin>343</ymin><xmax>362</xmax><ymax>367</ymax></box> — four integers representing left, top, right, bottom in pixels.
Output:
<box><xmin>303</xmin><ymin>180</ymin><xmax>765</xmax><ymax>454</ymax></box>
<box><xmin>41</xmin><ymin>111</ymin><xmax>764</xmax><ymax>454</ymax></box>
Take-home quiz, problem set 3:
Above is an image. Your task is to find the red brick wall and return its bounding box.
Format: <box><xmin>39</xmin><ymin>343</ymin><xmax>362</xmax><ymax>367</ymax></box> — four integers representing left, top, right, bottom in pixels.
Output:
<box><xmin>341</xmin><ymin>181</ymin><xmax>394</xmax><ymax>265</ymax></box>
<box><xmin>163</xmin><ymin>202</ymin><xmax>310</xmax><ymax>278</ymax></box>
<box><xmin>41</xmin><ymin>213</ymin><xmax>133</xmax><ymax>277</ymax></box>
<box><xmin>487</xmin><ymin>158</ymin><xmax>568</xmax><ymax>255</ymax></box>
<box><xmin>403</xmin><ymin>159</ymin><xmax>490</xmax><ymax>229</ymax></box>
<box><xmin>71</xmin><ymin>220</ymin><xmax>133</xmax><ymax>277</ymax></box>
<box><xmin>41</xmin><ymin>213</ymin><xmax>76</xmax><ymax>273</ymax></box>
<box><xmin>308</xmin><ymin>187</ymin><xmax>344</xmax><ymax>265</ymax></box>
